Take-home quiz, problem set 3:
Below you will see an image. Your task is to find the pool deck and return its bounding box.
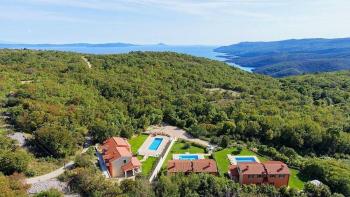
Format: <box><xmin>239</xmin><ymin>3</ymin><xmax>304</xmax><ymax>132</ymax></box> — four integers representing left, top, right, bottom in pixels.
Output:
<box><xmin>145</xmin><ymin>124</ymin><xmax>209</xmax><ymax>147</ymax></box>
<box><xmin>173</xmin><ymin>153</ymin><xmax>206</xmax><ymax>160</ymax></box>
<box><xmin>228</xmin><ymin>155</ymin><xmax>260</xmax><ymax>165</ymax></box>
<box><xmin>138</xmin><ymin>135</ymin><xmax>171</xmax><ymax>157</ymax></box>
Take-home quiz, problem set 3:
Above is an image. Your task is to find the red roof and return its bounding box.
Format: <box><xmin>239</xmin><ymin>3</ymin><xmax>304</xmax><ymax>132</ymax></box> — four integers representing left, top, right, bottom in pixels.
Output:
<box><xmin>122</xmin><ymin>157</ymin><xmax>142</xmax><ymax>172</ymax></box>
<box><xmin>167</xmin><ymin>159</ymin><xmax>218</xmax><ymax>174</ymax></box>
<box><xmin>192</xmin><ymin>159</ymin><xmax>217</xmax><ymax>173</ymax></box>
<box><xmin>168</xmin><ymin>160</ymin><xmax>192</xmax><ymax>173</ymax></box>
<box><xmin>263</xmin><ymin>161</ymin><xmax>290</xmax><ymax>175</ymax></box>
<box><xmin>101</xmin><ymin>137</ymin><xmax>135</xmax><ymax>173</ymax></box>
<box><xmin>113</xmin><ymin>137</ymin><xmax>131</xmax><ymax>148</ymax></box>
<box><xmin>237</xmin><ymin>162</ymin><xmax>266</xmax><ymax>175</ymax></box>
<box><xmin>229</xmin><ymin>165</ymin><xmax>239</xmax><ymax>176</ymax></box>
<box><xmin>232</xmin><ymin>161</ymin><xmax>290</xmax><ymax>176</ymax></box>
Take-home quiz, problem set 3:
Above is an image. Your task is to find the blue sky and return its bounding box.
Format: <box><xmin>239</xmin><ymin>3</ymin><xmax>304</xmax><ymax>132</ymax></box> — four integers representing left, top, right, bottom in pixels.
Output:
<box><xmin>1</xmin><ymin>0</ymin><xmax>350</xmax><ymax>45</ymax></box>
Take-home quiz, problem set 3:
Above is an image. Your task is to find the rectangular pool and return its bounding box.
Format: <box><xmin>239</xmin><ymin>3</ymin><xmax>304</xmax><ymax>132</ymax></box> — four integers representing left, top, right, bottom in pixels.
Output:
<box><xmin>178</xmin><ymin>154</ymin><xmax>199</xmax><ymax>160</ymax></box>
<box><xmin>148</xmin><ymin>137</ymin><xmax>163</xmax><ymax>151</ymax></box>
<box><xmin>235</xmin><ymin>157</ymin><xmax>256</xmax><ymax>163</ymax></box>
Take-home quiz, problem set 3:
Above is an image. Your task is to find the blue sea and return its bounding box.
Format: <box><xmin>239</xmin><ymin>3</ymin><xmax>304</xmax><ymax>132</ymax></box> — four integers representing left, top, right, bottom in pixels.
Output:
<box><xmin>0</xmin><ymin>44</ymin><xmax>253</xmax><ymax>72</ymax></box>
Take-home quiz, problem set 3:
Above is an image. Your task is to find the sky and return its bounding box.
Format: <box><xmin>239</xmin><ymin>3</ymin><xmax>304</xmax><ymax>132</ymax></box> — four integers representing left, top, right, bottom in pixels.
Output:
<box><xmin>1</xmin><ymin>0</ymin><xmax>350</xmax><ymax>45</ymax></box>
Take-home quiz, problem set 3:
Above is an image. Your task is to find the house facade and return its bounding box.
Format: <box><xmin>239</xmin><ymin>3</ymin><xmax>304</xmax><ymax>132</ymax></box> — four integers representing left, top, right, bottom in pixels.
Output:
<box><xmin>229</xmin><ymin>161</ymin><xmax>290</xmax><ymax>188</ymax></box>
<box><xmin>167</xmin><ymin>159</ymin><xmax>218</xmax><ymax>176</ymax></box>
<box><xmin>102</xmin><ymin>137</ymin><xmax>142</xmax><ymax>178</ymax></box>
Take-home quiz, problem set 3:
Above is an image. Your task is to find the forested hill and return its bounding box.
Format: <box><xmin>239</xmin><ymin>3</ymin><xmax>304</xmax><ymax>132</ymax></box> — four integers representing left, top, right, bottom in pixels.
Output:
<box><xmin>1</xmin><ymin>49</ymin><xmax>350</xmax><ymax>195</ymax></box>
<box><xmin>215</xmin><ymin>38</ymin><xmax>350</xmax><ymax>77</ymax></box>
<box><xmin>0</xmin><ymin>49</ymin><xmax>349</xmax><ymax>158</ymax></box>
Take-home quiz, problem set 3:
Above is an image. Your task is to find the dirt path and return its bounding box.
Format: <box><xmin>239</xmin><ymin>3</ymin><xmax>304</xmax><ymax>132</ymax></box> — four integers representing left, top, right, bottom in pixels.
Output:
<box><xmin>26</xmin><ymin>147</ymin><xmax>89</xmax><ymax>184</ymax></box>
<box><xmin>81</xmin><ymin>56</ymin><xmax>92</xmax><ymax>69</ymax></box>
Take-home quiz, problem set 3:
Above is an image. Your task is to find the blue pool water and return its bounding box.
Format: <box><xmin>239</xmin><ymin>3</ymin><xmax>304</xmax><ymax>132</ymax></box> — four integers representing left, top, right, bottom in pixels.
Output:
<box><xmin>235</xmin><ymin>157</ymin><xmax>256</xmax><ymax>163</ymax></box>
<box><xmin>178</xmin><ymin>155</ymin><xmax>199</xmax><ymax>160</ymax></box>
<box><xmin>148</xmin><ymin>138</ymin><xmax>163</xmax><ymax>151</ymax></box>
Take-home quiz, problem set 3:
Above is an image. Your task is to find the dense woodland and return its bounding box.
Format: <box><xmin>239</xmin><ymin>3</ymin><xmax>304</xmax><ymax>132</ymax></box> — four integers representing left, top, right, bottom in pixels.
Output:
<box><xmin>215</xmin><ymin>38</ymin><xmax>350</xmax><ymax>77</ymax></box>
<box><xmin>0</xmin><ymin>49</ymin><xmax>349</xmax><ymax>196</ymax></box>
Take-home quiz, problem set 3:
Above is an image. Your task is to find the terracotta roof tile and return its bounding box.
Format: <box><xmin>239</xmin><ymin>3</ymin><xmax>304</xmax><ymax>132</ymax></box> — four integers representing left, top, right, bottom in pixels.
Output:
<box><xmin>167</xmin><ymin>160</ymin><xmax>192</xmax><ymax>173</ymax></box>
<box><xmin>167</xmin><ymin>159</ymin><xmax>218</xmax><ymax>173</ymax></box>
<box><xmin>192</xmin><ymin>159</ymin><xmax>217</xmax><ymax>173</ymax></box>
<box><xmin>229</xmin><ymin>165</ymin><xmax>239</xmax><ymax>176</ymax></box>
<box><xmin>263</xmin><ymin>161</ymin><xmax>290</xmax><ymax>175</ymax></box>
<box><xmin>122</xmin><ymin>157</ymin><xmax>141</xmax><ymax>172</ymax></box>
<box><xmin>113</xmin><ymin>137</ymin><xmax>131</xmax><ymax>147</ymax></box>
<box><xmin>237</xmin><ymin>162</ymin><xmax>266</xmax><ymax>175</ymax></box>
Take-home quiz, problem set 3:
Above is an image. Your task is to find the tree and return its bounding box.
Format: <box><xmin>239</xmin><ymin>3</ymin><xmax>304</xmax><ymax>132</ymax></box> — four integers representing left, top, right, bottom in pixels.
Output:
<box><xmin>74</xmin><ymin>154</ymin><xmax>93</xmax><ymax>168</ymax></box>
<box><xmin>220</xmin><ymin>135</ymin><xmax>230</xmax><ymax>148</ymax></box>
<box><xmin>0</xmin><ymin>149</ymin><xmax>31</xmax><ymax>175</ymax></box>
<box><xmin>33</xmin><ymin>188</ymin><xmax>64</xmax><ymax>197</ymax></box>
<box><xmin>34</xmin><ymin>124</ymin><xmax>76</xmax><ymax>158</ymax></box>
<box><xmin>154</xmin><ymin>176</ymin><xmax>178</xmax><ymax>197</ymax></box>
<box><xmin>0</xmin><ymin>173</ymin><xmax>28</xmax><ymax>197</ymax></box>
<box><xmin>90</xmin><ymin>121</ymin><xmax>119</xmax><ymax>143</ymax></box>
<box><xmin>304</xmin><ymin>182</ymin><xmax>332</xmax><ymax>197</ymax></box>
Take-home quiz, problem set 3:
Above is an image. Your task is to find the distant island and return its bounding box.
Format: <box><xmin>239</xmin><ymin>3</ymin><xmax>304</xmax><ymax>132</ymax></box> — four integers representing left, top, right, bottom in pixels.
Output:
<box><xmin>0</xmin><ymin>42</ymin><xmax>137</xmax><ymax>48</ymax></box>
<box><xmin>215</xmin><ymin>38</ymin><xmax>350</xmax><ymax>77</ymax></box>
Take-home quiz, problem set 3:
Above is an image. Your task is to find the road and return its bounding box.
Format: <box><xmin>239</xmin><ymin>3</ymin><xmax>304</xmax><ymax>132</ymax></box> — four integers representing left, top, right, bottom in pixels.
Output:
<box><xmin>26</xmin><ymin>147</ymin><xmax>89</xmax><ymax>184</ymax></box>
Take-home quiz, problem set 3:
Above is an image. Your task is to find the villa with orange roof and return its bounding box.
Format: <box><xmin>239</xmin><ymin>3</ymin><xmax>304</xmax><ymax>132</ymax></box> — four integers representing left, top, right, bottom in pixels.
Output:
<box><xmin>101</xmin><ymin>137</ymin><xmax>142</xmax><ymax>178</ymax></box>
<box><xmin>228</xmin><ymin>161</ymin><xmax>290</xmax><ymax>188</ymax></box>
<box><xmin>167</xmin><ymin>159</ymin><xmax>218</xmax><ymax>176</ymax></box>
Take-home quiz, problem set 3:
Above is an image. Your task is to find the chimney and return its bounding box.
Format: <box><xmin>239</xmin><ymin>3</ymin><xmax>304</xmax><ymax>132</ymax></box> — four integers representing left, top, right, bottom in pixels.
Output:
<box><xmin>278</xmin><ymin>164</ymin><xmax>284</xmax><ymax>172</ymax></box>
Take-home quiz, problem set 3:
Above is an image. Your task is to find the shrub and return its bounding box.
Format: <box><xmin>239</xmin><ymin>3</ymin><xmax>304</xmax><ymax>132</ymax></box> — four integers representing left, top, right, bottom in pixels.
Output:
<box><xmin>33</xmin><ymin>188</ymin><xmax>64</xmax><ymax>197</ymax></box>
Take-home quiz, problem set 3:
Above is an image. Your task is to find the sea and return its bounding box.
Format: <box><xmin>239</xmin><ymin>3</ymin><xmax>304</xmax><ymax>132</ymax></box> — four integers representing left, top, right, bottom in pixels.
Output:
<box><xmin>0</xmin><ymin>44</ymin><xmax>253</xmax><ymax>72</ymax></box>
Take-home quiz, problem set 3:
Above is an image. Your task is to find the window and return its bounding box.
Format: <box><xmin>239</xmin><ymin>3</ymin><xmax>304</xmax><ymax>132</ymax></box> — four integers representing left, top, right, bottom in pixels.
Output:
<box><xmin>248</xmin><ymin>175</ymin><xmax>254</xmax><ymax>179</ymax></box>
<box><xmin>257</xmin><ymin>175</ymin><xmax>262</xmax><ymax>178</ymax></box>
<box><xmin>279</xmin><ymin>174</ymin><xmax>285</xmax><ymax>178</ymax></box>
<box><xmin>270</xmin><ymin>175</ymin><xmax>275</xmax><ymax>178</ymax></box>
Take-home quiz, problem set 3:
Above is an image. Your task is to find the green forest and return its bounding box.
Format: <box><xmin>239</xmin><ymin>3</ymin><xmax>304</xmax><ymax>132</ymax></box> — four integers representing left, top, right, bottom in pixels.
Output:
<box><xmin>0</xmin><ymin>49</ymin><xmax>349</xmax><ymax>196</ymax></box>
<box><xmin>215</xmin><ymin>38</ymin><xmax>350</xmax><ymax>77</ymax></box>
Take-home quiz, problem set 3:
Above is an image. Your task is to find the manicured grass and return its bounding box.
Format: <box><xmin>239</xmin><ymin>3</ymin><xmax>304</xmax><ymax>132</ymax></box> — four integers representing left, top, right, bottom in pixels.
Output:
<box><xmin>289</xmin><ymin>168</ymin><xmax>305</xmax><ymax>190</ymax></box>
<box><xmin>162</xmin><ymin>141</ymin><xmax>206</xmax><ymax>168</ymax></box>
<box><xmin>141</xmin><ymin>156</ymin><xmax>157</xmax><ymax>176</ymax></box>
<box><xmin>129</xmin><ymin>134</ymin><xmax>148</xmax><ymax>154</ymax></box>
<box><xmin>213</xmin><ymin>147</ymin><xmax>267</xmax><ymax>176</ymax></box>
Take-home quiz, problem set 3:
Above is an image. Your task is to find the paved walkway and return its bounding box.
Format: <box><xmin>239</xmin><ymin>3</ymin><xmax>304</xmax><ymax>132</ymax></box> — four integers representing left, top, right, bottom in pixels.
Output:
<box><xmin>145</xmin><ymin>125</ymin><xmax>209</xmax><ymax>147</ymax></box>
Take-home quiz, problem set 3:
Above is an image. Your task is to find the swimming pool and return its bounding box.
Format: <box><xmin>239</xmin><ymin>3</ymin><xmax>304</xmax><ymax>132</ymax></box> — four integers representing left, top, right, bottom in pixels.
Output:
<box><xmin>148</xmin><ymin>137</ymin><xmax>163</xmax><ymax>151</ymax></box>
<box><xmin>178</xmin><ymin>154</ymin><xmax>199</xmax><ymax>160</ymax></box>
<box><xmin>235</xmin><ymin>157</ymin><xmax>256</xmax><ymax>163</ymax></box>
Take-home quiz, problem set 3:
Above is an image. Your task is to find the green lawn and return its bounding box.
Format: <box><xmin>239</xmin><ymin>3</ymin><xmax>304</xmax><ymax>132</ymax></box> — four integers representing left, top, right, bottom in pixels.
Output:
<box><xmin>289</xmin><ymin>168</ymin><xmax>305</xmax><ymax>190</ymax></box>
<box><xmin>213</xmin><ymin>146</ymin><xmax>305</xmax><ymax>190</ymax></box>
<box><xmin>162</xmin><ymin>141</ymin><xmax>206</xmax><ymax>168</ymax></box>
<box><xmin>141</xmin><ymin>156</ymin><xmax>157</xmax><ymax>177</ymax></box>
<box><xmin>213</xmin><ymin>147</ymin><xmax>267</xmax><ymax>176</ymax></box>
<box><xmin>129</xmin><ymin>134</ymin><xmax>148</xmax><ymax>154</ymax></box>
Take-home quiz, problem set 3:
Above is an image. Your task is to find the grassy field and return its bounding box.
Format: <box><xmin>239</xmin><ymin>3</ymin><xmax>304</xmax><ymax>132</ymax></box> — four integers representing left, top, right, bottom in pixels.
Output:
<box><xmin>213</xmin><ymin>147</ymin><xmax>267</xmax><ymax>176</ymax></box>
<box><xmin>162</xmin><ymin>141</ymin><xmax>206</xmax><ymax>168</ymax></box>
<box><xmin>213</xmin><ymin>146</ymin><xmax>305</xmax><ymax>190</ymax></box>
<box><xmin>289</xmin><ymin>168</ymin><xmax>305</xmax><ymax>190</ymax></box>
<box><xmin>141</xmin><ymin>156</ymin><xmax>157</xmax><ymax>176</ymax></box>
<box><xmin>128</xmin><ymin>134</ymin><xmax>148</xmax><ymax>154</ymax></box>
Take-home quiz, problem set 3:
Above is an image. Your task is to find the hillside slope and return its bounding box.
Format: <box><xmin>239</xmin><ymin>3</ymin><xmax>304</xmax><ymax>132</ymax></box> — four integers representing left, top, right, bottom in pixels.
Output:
<box><xmin>0</xmin><ymin>49</ymin><xmax>350</xmax><ymax>196</ymax></box>
<box><xmin>0</xmin><ymin>49</ymin><xmax>349</xmax><ymax>158</ymax></box>
<box><xmin>215</xmin><ymin>38</ymin><xmax>350</xmax><ymax>77</ymax></box>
